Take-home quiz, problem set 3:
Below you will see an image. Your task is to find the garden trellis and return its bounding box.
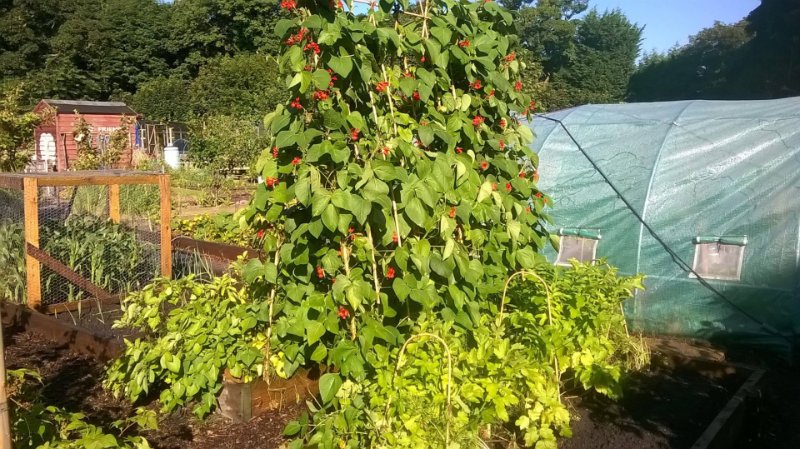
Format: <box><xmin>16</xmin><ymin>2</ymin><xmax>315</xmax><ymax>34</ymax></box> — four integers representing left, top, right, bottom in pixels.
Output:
<box><xmin>0</xmin><ymin>170</ymin><xmax>172</xmax><ymax>310</ymax></box>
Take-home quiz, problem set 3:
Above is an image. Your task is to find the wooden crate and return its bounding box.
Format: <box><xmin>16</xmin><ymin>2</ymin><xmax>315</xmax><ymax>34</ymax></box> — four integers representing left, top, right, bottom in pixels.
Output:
<box><xmin>218</xmin><ymin>366</ymin><xmax>324</xmax><ymax>422</ymax></box>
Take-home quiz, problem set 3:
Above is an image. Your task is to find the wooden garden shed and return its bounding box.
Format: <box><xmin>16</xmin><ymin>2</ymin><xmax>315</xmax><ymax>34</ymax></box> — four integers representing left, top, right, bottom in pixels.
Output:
<box><xmin>32</xmin><ymin>99</ymin><xmax>138</xmax><ymax>172</ymax></box>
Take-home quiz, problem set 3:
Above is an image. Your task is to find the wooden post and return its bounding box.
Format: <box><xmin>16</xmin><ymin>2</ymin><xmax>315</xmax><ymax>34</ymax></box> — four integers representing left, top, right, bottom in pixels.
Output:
<box><xmin>23</xmin><ymin>177</ymin><xmax>41</xmax><ymax>309</ymax></box>
<box><xmin>159</xmin><ymin>174</ymin><xmax>172</xmax><ymax>279</ymax></box>
<box><xmin>0</xmin><ymin>324</ymin><xmax>12</xmax><ymax>449</ymax></box>
<box><xmin>108</xmin><ymin>184</ymin><xmax>120</xmax><ymax>223</ymax></box>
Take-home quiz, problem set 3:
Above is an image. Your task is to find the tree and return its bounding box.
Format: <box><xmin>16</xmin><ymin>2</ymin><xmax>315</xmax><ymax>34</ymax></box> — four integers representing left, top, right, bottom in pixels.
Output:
<box><xmin>129</xmin><ymin>76</ymin><xmax>192</xmax><ymax>123</ymax></box>
<box><xmin>515</xmin><ymin>0</ymin><xmax>588</xmax><ymax>77</ymax></box>
<box><xmin>627</xmin><ymin>21</ymin><xmax>752</xmax><ymax>101</ymax></box>
<box><xmin>741</xmin><ymin>0</ymin><xmax>800</xmax><ymax>98</ymax></box>
<box><xmin>551</xmin><ymin>8</ymin><xmax>642</xmax><ymax>107</ymax></box>
<box><xmin>189</xmin><ymin>115</ymin><xmax>267</xmax><ymax>173</ymax></box>
<box><xmin>168</xmin><ymin>0</ymin><xmax>284</xmax><ymax>76</ymax></box>
<box><xmin>189</xmin><ymin>54</ymin><xmax>285</xmax><ymax>119</ymax></box>
<box><xmin>0</xmin><ymin>85</ymin><xmax>46</xmax><ymax>171</ymax></box>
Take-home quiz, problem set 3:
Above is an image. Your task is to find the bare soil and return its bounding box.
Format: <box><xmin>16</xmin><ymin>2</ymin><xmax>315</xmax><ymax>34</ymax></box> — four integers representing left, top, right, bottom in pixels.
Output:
<box><xmin>4</xmin><ymin>328</ymin><xmax>302</xmax><ymax>449</ymax></box>
<box><xmin>560</xmin><ymin>355</ymin><xmax>747</xmax><ymax>449</ymax></box>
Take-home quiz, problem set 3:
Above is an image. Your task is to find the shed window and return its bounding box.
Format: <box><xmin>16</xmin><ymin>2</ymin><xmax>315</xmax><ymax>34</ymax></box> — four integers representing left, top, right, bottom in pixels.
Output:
<box><xmin>691</xmin><ymin>236</ymin><xmax>747</xmax><ymax>281</ymax></box>
<box><xmin>555</xmin><ymin>228</ymin><xmax>601</xmax><ymax>266</ymax></box>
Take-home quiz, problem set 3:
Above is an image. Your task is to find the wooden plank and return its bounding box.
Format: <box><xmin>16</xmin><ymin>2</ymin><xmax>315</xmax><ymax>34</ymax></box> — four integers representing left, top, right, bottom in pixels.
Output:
<box><xmin>108</xmin><ymin>184</ymin><xmax>121</xmax><ymax>223</ymax></box>
<box><xmin>0</xmin><ymin>176</ymin><xmax>23</xmax><ymax>190</ymax></box>
<box><xmin>0</xmin><ymin>302</ymin><xmax>122</xmax><ymax>362</ymax></box>
<box><xmin>691</xmin><ymin>367</ymin><xmax>765</xmax><ymax>449</ymax></box>
<box><xmin>159</xmin><ymin>174</ymin><xmax>172</xmax><ymax>279</ymax></box>
<box><xmin>23</xmin><ymin>178</ymin><xmax>41</xmax><ymax>309</ymax></box>
<box><xmin>26</xmin><ymin>244</ymin><xmax>114</xmax><ymax>302</ymax></box>
<box><xmin>172</xmin><ymin>236</ymin><xmax>258</xmax><ymax>262</ymax></box>
<box><xmin>42</xmin><ymin>294</ymin><xmax>122</xmax><ymax>315</ymax></box>
<box><xmin>37</xmin><ymin>174</ymin><xmax>161</xmax><ymax>187</ymax></box>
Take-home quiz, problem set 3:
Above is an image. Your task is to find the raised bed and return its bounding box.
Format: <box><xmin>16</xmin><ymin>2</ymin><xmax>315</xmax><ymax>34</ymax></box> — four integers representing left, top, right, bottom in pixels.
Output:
<box><xmin>2</xmin><ymin>295</ymin><xmax>768</xmax><ymax>448</ymax></box>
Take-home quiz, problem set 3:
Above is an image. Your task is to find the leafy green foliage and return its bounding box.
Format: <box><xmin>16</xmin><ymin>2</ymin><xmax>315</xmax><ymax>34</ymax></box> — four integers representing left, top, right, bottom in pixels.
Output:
<box><xmin>0</xmin><ymin>84</ymin><xmax>45</xmax><ymax>171</ymax></box>
<box><xmin>283</xmin><ymin>262</ymin><xmax>647</xmax><ymax>448</ymax></box>
<box><xmin>128</xmin><ymin>76</ymin><xmax>192</xmax><ymax>123</ymax></box>
<box><xmin>189</xmin><ymin>54</ymin><xmax>286</xmax><ymax>120</ymax></box>
<box><xmin>8</xmin><ymin>368</ymin><xmax>156</xmax><ymax>449</ymax></box>
<box><xmin>173</xmin><ymin>213</ymin><xmax>258</xmax><ymax>248</ymax></box>
<box><xmin>188</xmin><ymin>114</ymin><xmax>269</xmax><ymax>173</ymax></box>
<box><xmin>105</xmin><ymin>275</ymin><xmax>270</xmax><ymax>418</ymax></box>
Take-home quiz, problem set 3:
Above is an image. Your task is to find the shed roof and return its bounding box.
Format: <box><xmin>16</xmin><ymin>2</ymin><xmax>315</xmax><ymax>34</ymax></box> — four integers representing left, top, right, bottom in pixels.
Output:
<box><xmin>39</xmin><ymin>99</ymin><xmax>137</xmax><ymax>115</ymax></box>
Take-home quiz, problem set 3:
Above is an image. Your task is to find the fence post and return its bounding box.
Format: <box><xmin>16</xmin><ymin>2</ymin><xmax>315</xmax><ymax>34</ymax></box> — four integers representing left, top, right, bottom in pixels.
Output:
<box><xmin>108</xmin><ymin>184</ymin><xmax>120</xmax><ymax>223</ymax></box>
<box><xmin>159</xmin><ymin>174</ymin><xmax>172</xmax><ymax>279</ymax></box>
<box><xmin>23</xmin><ymin>177</ymin><xmax>41</xmax><ymax>309</ymax></box>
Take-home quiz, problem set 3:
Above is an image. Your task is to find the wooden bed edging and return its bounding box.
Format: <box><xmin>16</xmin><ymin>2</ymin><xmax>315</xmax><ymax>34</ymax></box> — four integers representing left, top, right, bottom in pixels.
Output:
<box><xmin>218</xmin><ymin>366</ymin><xmax>324</xmax><ymax>422</ymax></box>
<box><xmin>690</xmin><ymin>367</ymin><xmax>765</xmax><ymax>449</ymax></box>
<box><xmin>172</xmin><ymin>236</ymin><xmax>259</xmax><ymax>262</ymax></box>
<box><xmin>0</xmin><ymin>302</ymin><xmax>122</xmax><ymax>362</ymax></box>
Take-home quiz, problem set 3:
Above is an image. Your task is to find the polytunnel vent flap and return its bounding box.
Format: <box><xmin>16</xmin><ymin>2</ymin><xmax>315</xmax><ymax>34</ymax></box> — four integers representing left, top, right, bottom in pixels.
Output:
<box><xmin>555</xmin><ymin>228</ymin><xmax>601</xmax><ymax>266</ymax></box>
<box><xmin>691</xmin><ymin>236</ymin><xmax>747</xmax><ymax>282</ymax></box>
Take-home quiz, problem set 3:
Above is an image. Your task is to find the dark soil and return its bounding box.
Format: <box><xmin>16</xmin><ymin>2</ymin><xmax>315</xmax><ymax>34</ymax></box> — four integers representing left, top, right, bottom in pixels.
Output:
<box><xmin>4</xmin><ymin>328</ymin><xmax>303</xmax><ymax>449</ymax></box>
<box><xmin>50</xmin><ymin>302</ymin><xmax>137</xmax><ymax>342</ymax></box>
<box><xmin>560</xmin><ymin>354</ymin><xmax>747</xmax><ymax>449</ymax></box>
<box><xmin>732</xmin><ymin>366</ymin><xmax>800</xmax><ymax>449</ymax></box>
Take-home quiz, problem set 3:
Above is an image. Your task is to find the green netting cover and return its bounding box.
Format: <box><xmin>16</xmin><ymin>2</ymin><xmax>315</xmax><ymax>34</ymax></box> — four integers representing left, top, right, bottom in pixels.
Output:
<box><xmin>527</xmin><ymin>97</ymin><xmax>800</xmax><ymax>357</ymax></box>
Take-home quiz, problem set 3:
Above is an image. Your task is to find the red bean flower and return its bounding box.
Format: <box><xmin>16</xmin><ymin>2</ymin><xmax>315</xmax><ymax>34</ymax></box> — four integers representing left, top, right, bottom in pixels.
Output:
<box><xmin>506</xmin><ymin>182</ymin><xmax>512</xmax><ymax>192</ymax></box>
<box><xmin>382</xmin><ymin>147</ymin><xmax>390</xmax><ymax>156</ymax></box>
<box><xmin>480</xmin><ymin>161</ymin><xmax>489</xmax><ymax>170</ymax></box>
<box><xmin>316</xmin><ymin>266</ymin><xmax>325</xmax><ymax>279</ymax></box>
<box><xmin>280</xmin><ymin>0</ymin><xmax>297</xmax><ymax>10</ymax></box>
<box><xmin>505</xmin><ymin>52</ymin><xmax>516</xmax><ymax>62</ymax></box>
<box><xmin>272</xmin><ymin>146</ymin><xmax>279</xmax><ymax>158</ymax></box>
<box><xmin>458</xmin><ymin>39</ymin><xmax>470</xmax><ymax>48</ymax></box>
<box><xmin>290</xmin><ymin>97</ymin><xmax>303</xmax><ymax>110</ymax></box>
<box><xmin>455</xmin><ymin>147</ymin><xmax>463</xmax><ymax>154</ymax></box>
<box><xmin>350</xmin><ymin>128</ymin><xmax>360</xmax><ymax>141</ymax></box>
<box><xmin>392</xmin><ymin>232</ymin><xmax>398</xmax><ymax>244</ymax></box>
<box><xmin>257</xmin><ymin>229</ymin><xmax>265</xmax><ymax>239</ymax></box>
<box><xmin>519</xmin><ymin>171</ymin><xmax>526</xmax><ymax>179</ymax></box>
<box><xmin>470</xmin><ymin>79</ymin><xmax>482</xmax><ymax>90</ymax></box>
<box><xmin>375</xmin><ymin>81</ymin><xmax>389</xmax><ymax>92</ymax></box>
<box><xmin>291</xmin><ymin>156</ymin><xmax>302</xmax><ymax>166</ymax></box>
<box><xmin>515</xmin><ymin>80</ymin><xmax>522</xmax><ymax>92</ymax></box>
<box><xmin>449</xmin><ymin>206</ymin><xmax>456</xmax><ymax>218</ymax></box>
<box><xmin>313</xmin><ymin>90</ymin><xmax>330</xmax><ymax>101</ymax></box>
<box><xmin>412</xmin><ymin>91</ymin><xmax>420</xmax><ymax>101</ymax></box>
<box><xmin>472</xmin><ymin>116</ymin><xmax>485</xmax><ymax>127</ymax></box>
<box><xmin>386</xmin><ymin>267</ymin><xmax>396</xmax><ymax>279</ymax></box>
<box><xmin>492</xmin><ymin>182</ymin><xmax>498</xmax><ymax>191</ymax></box>
<box><xmin>499</xmin><ymin>140</ymin><xmax>505</xmax><ymax>150</ymax></box>
<box><xmin>499</xmin><ymin>118</ymin><xmax>506</xmax><ymax>128</ymax></box>
<box><xmin>304</xmin><ymin>42</ymin><xmax>320</xmax><ymax>54</ymax></box>
<box><xmin>535</xmin><ymin>192</ymin><xmax>543</xmax><ymax>198</ymax></box>
<box><xmin>338</xmin><ymin>306</ymin><xmax>350</xmax><ymax>320</ymax></box>
<box><xmin>534</xmin><ymin>170</ymin><xmax>540</xmax><ymax>182</ymax></box>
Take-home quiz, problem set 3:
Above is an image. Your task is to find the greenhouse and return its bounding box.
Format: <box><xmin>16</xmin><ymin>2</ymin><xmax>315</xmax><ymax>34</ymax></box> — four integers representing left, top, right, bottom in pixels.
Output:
<box><xmin>528</xmin><ymin>97</ymin><xmax>800</xmax><ymax>357</ymax></box>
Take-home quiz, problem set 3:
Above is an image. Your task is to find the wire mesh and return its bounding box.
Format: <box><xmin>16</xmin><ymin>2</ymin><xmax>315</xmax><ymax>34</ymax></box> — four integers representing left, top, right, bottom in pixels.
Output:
<box><xmin>35</xmin><ymin>184</ymin><xmax>162</xmax><ymax>306</ymax></box>
<box><xmin>0</xmin><ymin>187</ymin><xmax>26</xmax><ymax>302</ymax></box>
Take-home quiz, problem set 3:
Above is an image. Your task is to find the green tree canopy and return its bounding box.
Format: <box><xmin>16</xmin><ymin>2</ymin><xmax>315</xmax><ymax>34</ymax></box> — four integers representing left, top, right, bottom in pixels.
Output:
<box><xmin>552</xmin><ymin>9</ymin><xmax>642</xmax><ymax>106</ymax></box>
<box><xmin>189</xmin><ymin>54</ymin><xmax>285</xmax><ymax>119</ymax></box>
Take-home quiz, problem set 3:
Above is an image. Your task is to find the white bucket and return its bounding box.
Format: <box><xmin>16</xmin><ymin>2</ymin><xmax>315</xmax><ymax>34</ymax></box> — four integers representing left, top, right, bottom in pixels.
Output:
<box><xmin>163</xmin><ymin>146</ymin><xmax>180</xmax><ymax>169</ymax></box>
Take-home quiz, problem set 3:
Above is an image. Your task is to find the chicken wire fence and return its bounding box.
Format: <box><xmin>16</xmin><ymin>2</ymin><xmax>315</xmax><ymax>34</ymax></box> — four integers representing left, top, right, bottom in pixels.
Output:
<box><xmin>0</xmin><ymin>180</ymin><xmax>165</xmax><ymax>307</ymax></box>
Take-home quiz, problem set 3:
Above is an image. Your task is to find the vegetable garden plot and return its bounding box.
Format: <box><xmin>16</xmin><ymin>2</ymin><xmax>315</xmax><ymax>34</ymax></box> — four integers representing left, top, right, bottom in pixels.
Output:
<box><xmin>0</xmin><ymin>171</ymin><xmax>172</xmax><ymax>309</ymax></box>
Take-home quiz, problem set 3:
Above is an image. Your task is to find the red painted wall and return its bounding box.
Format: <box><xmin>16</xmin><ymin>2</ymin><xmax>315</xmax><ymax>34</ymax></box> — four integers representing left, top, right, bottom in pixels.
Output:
<box><xmin>34</xmin><ymin>107</ymin><xmax>135</xmax><ymax>171</ymax></box>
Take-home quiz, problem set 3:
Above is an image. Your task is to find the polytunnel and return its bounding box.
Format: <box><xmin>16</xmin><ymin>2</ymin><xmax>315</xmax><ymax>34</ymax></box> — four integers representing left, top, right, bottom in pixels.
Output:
<box><xmin>527</xmin><ymin>97</ymin><xmax>800</xmax><ymax>357</ymax></box>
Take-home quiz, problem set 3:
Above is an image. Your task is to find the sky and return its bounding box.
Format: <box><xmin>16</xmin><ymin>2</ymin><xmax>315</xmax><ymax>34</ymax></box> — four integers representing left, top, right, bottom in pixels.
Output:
<box><xmin>585</xmin><ymin>0</ymin><xmax>760</xmax><ymax>55</ymax></box>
